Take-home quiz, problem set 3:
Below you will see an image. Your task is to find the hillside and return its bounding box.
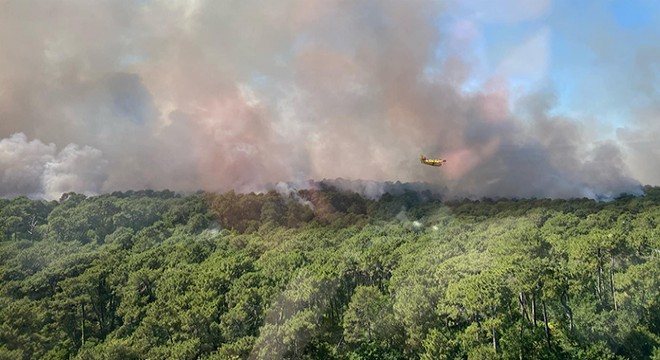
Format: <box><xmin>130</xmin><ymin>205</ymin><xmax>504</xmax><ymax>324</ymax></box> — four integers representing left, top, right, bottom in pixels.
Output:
<box><xmin>1</xmin><ymin>187</ymin><xmax>659</xmax><ymax>359</ymax></box>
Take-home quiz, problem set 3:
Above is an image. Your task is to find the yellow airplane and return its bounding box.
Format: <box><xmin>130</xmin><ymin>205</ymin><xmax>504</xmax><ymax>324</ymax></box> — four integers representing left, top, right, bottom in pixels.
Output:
<box><xmin>420</xmin><ymin>154</ymin><xmax>447</xmax><ymax>167</ymax></box>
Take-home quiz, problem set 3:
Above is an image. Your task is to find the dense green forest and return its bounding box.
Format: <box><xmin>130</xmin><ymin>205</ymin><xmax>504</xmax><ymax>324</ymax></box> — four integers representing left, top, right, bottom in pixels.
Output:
<box><xmin>0</xmin><ymin>186</ymin><xmax>658</xmax><ymax>359</ymax></box>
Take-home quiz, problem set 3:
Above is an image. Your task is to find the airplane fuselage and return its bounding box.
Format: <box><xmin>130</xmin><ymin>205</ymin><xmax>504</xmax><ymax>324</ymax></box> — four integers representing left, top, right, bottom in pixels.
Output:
<box><xmin>420</xmin><ymin>155</ymin><xmax>446</xmax><ymax>167</ymax></box>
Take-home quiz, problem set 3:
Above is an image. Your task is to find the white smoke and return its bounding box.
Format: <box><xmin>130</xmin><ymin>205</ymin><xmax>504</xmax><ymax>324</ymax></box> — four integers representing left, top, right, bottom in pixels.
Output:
<box><xmin>0</xmin><ymin>0</ymin><xmax>655</xmax><ymax>200</ymax></box>
<box><xmin>0</xmin><ymin>133</ymin><xmax>107</xmax><ymax>200</ymax></box>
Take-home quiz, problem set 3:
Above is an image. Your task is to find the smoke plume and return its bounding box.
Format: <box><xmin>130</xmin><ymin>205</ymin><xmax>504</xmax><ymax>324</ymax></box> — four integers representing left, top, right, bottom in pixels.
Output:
<box><xmin>0</xmin><ymin>0</ymin><xmax>654</xmax><ymax>200</ymax></box>
<box><xmin>0</xmin><ymin>133</ymin><xmax>106</xmax><ymax>199</ymax></box>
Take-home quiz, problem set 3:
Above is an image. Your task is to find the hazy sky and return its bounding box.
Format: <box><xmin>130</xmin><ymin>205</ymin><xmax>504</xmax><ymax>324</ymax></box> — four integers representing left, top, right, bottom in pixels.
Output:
<box><xmin>0</xmin><ymin>0</ymin><xmax>657</xmax><ymax>199</ymax></box>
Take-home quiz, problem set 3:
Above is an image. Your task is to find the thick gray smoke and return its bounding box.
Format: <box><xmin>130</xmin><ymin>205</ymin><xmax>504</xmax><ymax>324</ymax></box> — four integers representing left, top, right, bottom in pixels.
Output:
<box><xmin>0</xmin><ymin>0</ymin><xmax>654</xmax><ymax>200</ymax></box>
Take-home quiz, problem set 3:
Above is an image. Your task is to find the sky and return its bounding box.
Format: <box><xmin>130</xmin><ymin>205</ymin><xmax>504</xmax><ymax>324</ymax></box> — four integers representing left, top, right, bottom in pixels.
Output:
<box><xmin>0</xmin><ymin>0</ymin><xmax>657</xmax><ymax>200</ymax></box>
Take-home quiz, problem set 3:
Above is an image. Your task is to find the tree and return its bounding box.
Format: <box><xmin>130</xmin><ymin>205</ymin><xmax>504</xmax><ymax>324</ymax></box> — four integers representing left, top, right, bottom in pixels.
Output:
<box><xmin>343</xmin><ymin>286</ymin><xmax>399</xmax><ymax>347</ymax></box>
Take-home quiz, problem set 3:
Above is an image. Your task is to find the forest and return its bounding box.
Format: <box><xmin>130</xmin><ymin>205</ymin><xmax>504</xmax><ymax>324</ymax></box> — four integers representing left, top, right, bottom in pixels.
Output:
<box><xmin>0</xmin><ymin>185</ymin><xmax>658</xmax><ymax>359</ymax></box>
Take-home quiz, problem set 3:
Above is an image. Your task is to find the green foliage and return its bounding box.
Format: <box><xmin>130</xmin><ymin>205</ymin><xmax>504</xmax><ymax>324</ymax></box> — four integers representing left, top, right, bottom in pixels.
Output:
<box><xmin>343</xmin><ymin>286</ymin><xmax>398</xmax><ymax>345</ymax></box>
<box><xmin>0</xmin><ymin>187</ymin><xmax>659</xmax><ymax>359</ymax></box>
